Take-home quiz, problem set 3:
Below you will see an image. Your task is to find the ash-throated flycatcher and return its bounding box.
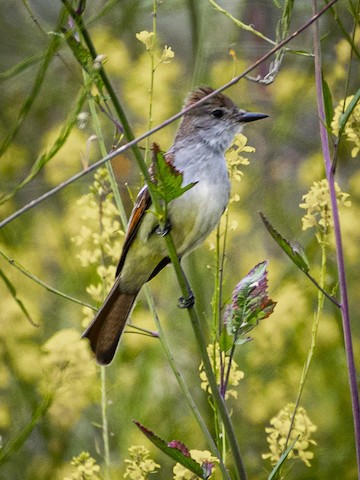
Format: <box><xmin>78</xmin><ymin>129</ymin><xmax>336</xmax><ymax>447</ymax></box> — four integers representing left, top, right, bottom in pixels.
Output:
<box><xmin>83</xmin><ymin>86</ymin><xmax>268</xmax><ymax>364</ymax></box>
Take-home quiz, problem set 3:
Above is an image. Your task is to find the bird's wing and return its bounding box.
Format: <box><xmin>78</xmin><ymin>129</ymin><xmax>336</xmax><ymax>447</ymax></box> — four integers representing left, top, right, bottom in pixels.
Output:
<box><xmin>116</xmin><ymin>184</ymin><xmax>151</xmax><ymax>277</ymax></box>
<box><xmin>115</xmin><ymin>151</ymin><xmax>175</xmax><ymax>278</ymax></box>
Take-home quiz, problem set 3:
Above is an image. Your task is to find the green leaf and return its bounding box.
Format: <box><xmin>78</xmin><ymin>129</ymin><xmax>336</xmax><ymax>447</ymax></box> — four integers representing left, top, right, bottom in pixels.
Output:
<box><xmin>0</xmin><ymin>7</ymin><xmax>66</xmax><ymax>157</ymax></box>
<box><xmin>134</xmin><ymin>421</ymin><xmax>209</xmax><ymax>479</ymax></box>
<box><xmin>0</xmin><ymin>268</ymin><xmax>37</xmax><ymax>326</ymax></box>
<box><xmin>0</xmin><ymin>393</ymin><xmax>53</xmax><ymax>466</ymax></box>
<box><xmin>0</xmin><ymin>85</ymin><xmax>88</xmax><ymax>205</ymax></box>
<box><xmin>224</xmin><ymin>261</ymin><xmax>276</xmax><ymax>339</ymax></box>
<box><xmin>151</xmin><ymin>143</ymin><xmax>197</xmax><ymax>204</ymax></box>
<box><xmin>64</xmin><ymin>29</ymin><xmax>104</xmax><ymax>92</ymax></box>
<box><xmin>338</xmin><ymin>87</ymin><xmax>360</xmax><ymax>135</ymax></box>
<box><xmin>287</xmin><ymin>49</ymin><xmax>314</xmax><ymax>57</ymax></box>
<box><xmin>259</xmin><ymin>212</ymin><xmax>309</xmax><ymax>273</ymax></box>
<box><xmin>322</xmin><ymin>75</ymin><xmax>334</xmax><ymax>129</ymax></box>
<box><xmin>0</xmin><ymin>52</ymin><xmax>44</xmax><ymax>82</ymax></box>
<box><xmin>219</xmin><ymin>329</ymin><xmax>234</xmax><ymax>353</ymax></box>
<box><xmin>267</xmin><ymin>438</ymin><xmax>298</xmax><ymax>480</ymax></box>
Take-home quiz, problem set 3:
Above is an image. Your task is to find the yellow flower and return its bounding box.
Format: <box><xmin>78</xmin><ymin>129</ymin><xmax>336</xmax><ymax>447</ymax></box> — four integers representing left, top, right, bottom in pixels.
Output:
<box><xmin>262</xmin><ymin>403</ymin><xmax>317</xmax><ymax>467</ymax></box>
<box><xmin>72</xmin><ymin>167</ymin><xmax>123</xmax><ymax>312</ymax></box>
<box><xmin>64</xmin><ymin>451</ymin><xmax>101</xmax><ymax>480</ymax></box>
<box><xmin>160</xmin><ymin>46</ymin><xmax>175</xmax><ymax>63</ymax></box>
<box><xmin>123</xmin><ymin>446</ymin><xmax>160</xmax><ymax>479</ymax></box>
<box><xmin>136</xmin><ymin>31</ymin><xmax>154</xmax><ymax>50</ymax></box>
<box><xmin>226</xmin><ymin>133</ymin><xmax>254</xmax><ymax>183</ymax></box>
<box><xmin>331</xmin><ymin>95</ymin><xmax>360</xmax><ymax>158</ymax></box>
<box><xmin>300</xmin><ymin>179</ymin><xmax>351</xmax><ymax>241</ymax></box>
<box><xmin>40</xmin><ymin>329</ymin><xmax>97</xmax><ymax>428</ymax></box>
<box><xmin>173</xmin><ymin>449</ymin><xmax>219</xmax><ymax>480</ymax></box>
<box><xmin>199</xmin><ymin>343</ymin><xmax>244</xmax><ymax>400</ymax></box>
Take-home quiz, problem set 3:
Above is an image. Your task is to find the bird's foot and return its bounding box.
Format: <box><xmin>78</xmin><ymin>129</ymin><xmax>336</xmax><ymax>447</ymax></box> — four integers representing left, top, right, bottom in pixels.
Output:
<box><xmin>156</xmin><ymin>219</ymin><xmax>171</xmax><ymax>237</ymax></box>
<box><xmin>178</xmin><ymin>292</ymin><xmax>195</xmax><ymax>309</ymax></box>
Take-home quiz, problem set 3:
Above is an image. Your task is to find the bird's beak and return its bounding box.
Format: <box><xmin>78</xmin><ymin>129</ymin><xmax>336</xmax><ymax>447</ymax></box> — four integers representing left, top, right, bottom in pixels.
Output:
<box><xmin>237</xmin><ymin>111</ymin><xmax>269</xmax><ymax>123</ymax></box>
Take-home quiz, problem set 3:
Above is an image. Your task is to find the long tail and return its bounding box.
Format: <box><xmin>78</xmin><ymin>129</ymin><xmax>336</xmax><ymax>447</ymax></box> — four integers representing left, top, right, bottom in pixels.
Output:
<box><xmin>82</xmin><ymin>281</ymin><xmax>138</xmax><ymax>365</ymax></box>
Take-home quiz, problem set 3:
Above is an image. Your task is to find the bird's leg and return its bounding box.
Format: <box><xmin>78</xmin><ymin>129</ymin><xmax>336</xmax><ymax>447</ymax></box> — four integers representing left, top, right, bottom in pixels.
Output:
<box><xmin>178</xmin><ymin>262</ymin><xmax>195</xmax><ymax>309</ymax></box>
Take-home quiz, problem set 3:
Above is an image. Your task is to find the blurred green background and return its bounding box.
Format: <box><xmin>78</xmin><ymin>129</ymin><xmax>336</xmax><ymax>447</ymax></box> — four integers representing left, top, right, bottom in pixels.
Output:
<box><xmin>0</xmin><ymin>1</ymin><xmax>359</xmax><ymax>478</ymax></box>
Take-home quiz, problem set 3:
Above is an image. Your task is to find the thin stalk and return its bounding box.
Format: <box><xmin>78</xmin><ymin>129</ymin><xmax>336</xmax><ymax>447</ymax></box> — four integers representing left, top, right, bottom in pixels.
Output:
<box><xmin>284</xmin><ymin>236</ymin><xmax>326</xmax><ymax>452</ymax></box>
<box><xmin>87</xmin><ymin>87</ymin><xmax>127</xmax><ymax>227</ymax></box>
<box><xmin>101</xmin><ymin>366</ymin><xmax>111</xmax><ymax>480</ymax></box>
<box><xmin>61</xmin><ymin>0</ymin><xmax>144</xmax><ymax>167</ymax></box>
<box><xmin>143</xmin><ymin>0</ymin><xmax>157</xmax><ymax>165</ymax></box>
<box><xmin>143</xmin><ymin>285</ymin><xmax>231</xmax><ymax>480</ymax></box>
<box><xmin>160</xmin><ymin>229</ymin><xmax>247</xmax><ymax>478</ymax></box>
<box><xmin>312</xmin><ymin>0</ymin><xmax>360</xmax><ymax>475</ymax></box>
<box><xmin>0</xmin><ymin>249</ymin><xmax>96</xmax><ymax>310</ymax></box>
<box><xmin>183</xmin><ymin>291</ymin><xmax>247</xmax><ymax>480</ymax></box>
<box><xmin>207</xmin><ymin>0</ymin><xmax>276</xmax><ymax>45</ymax></box>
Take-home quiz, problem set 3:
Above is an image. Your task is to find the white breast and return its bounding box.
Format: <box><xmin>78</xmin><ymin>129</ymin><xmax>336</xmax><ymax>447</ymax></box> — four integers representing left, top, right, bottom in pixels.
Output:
<box><xmin>169</xmin><ymin>147</ymin><xmax>230</xmax><ymax>255</ymax></box>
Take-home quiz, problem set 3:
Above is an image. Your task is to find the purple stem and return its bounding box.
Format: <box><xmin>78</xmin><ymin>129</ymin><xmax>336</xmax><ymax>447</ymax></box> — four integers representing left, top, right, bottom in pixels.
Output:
<box><xmin>312</xmin><ymin>1</ymin><xmax>360</xmax><ymax>475</ymax></box>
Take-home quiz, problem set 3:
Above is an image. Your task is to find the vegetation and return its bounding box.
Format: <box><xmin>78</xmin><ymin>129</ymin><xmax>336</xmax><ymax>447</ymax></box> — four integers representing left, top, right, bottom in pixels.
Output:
<box><xmin>0</xmin><ymin>1</ymin><xmax>359</xmax><ymax>479</ymax></box>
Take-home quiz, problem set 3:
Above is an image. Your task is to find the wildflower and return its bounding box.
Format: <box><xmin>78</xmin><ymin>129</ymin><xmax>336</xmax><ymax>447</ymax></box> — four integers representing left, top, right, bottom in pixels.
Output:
<box><xmin>123</xmin><ymin>445</ymin><xmax>160</xmax><ymax>479</ymax></box>
<box><xmin>226</xmin><ymin>133</ymin><xmax>254</xmax><ymax>183</ymax></box>
<box><xmin>77</xmin><ymin>112</ymin><xmax>89</xmax><ymax>129</ymax></box>
<box><xmin>160</xmin><ymin>46</ymin><xmax>175</xmax><ymax>63</ymax></box>
<box><xmin>64</xmin><ymin>452</ymin><xmax>101</xmax><ymax>480</ymax></box>
<box><xmin>93</xmin><ymin>54</ymin><xmax>107</xmax><ymax>70</ymax></box>
<box><xmin>173</xmin><ymin>449</ymin><xmax>219</xmax><ymax>480</ymax></box>
<box><xmin>71</xmin><ymin>167</ymin><xmax>123</xmax><ymax>313</ymax></box>
<box><xmin>40</xmin><ymin>329</ymin><xmax>97</xmax><ymax>428</ymax></box>
<box><xmin>300</xmin><ymin>179</ymin><xmax>351</xmax><ymax>242</ymax></box>
<box><xmin>331</xmin><ymin>95</ymin><xmax>360</xmax><ymax>158</ymax></box>
<box><xmin>262</xmin><ymin>403</ymin><xmax>317</xmax><ymax>467</ymax></box>
<box><xmin>136</xmin><ymin>31</ymin><xmax>154</xmax><ymax>50</ymax></box>
<box><xmin>199</xmin><ymin>344</ymin><xmax>244</xmax><ymax>400</ymax></box>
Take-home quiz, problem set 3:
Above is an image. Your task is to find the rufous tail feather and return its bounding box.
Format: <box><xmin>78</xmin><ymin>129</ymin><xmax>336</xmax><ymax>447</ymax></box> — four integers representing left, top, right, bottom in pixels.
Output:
<box><xmin>82</xmin><ymin>283</ymin><xmax>138</xmax><ymax>365</ymax></box>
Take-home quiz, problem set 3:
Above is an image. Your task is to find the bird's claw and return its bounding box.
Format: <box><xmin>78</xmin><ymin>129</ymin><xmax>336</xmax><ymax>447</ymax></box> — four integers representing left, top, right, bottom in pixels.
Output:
<box><xmin>178</xmin><ymin>292</ymin><xmax>195</xmax><ymax>309</ymax></box>
<box><xmin>156</xmin><ymin>220</ymin><xmax>171</xmax><ymax>237</ymax></box>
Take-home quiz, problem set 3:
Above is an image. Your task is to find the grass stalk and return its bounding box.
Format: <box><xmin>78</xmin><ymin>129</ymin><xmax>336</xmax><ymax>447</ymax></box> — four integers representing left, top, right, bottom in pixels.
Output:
<box><xmin>312</xmin><ymin>0</ymin><xmax>360</xmax><ymax>474</ymax></box>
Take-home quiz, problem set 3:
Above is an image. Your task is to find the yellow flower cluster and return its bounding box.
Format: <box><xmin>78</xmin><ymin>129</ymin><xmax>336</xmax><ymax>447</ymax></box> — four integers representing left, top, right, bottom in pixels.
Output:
<box><xmin>331</xmin><ymin>95</ymin><xmax>360</xmax><ymax>158</ymax></box>
<box><xmin>40</xmin><ymin>329</ymin><xmax>97</xmax><ymax>428</ymax></box>
<box><xmin>173</xmin><ymin>449</ymin><xmax>219</xmax><ymax>480</ymax></box>
<box><xmin>64</xmin><ymin>451</ymin><xmax>101</xmax><ymax>480</ymax></box>
<box><xmin>123</xmin><ymin>445</ymin><xmax>160</xmax><ymax>479</ymax></box>
<box><xmin>300</xmin><ymin>179</ymin><xmax>351</xmax><ymax>241</ymax></box>
<box><xmin>226</xmin><ymin>133</ymin><xmax>254</xmax><ymax>185</ymax></box>
<box><xmin>71</xmin><ymin>168</ymin><xmax>123</xmax><ymax>324</ymax></box>
<box><xmin>262</xmin><ymin>403</ymin><xmax>317</xmax><ymax>467</ymax></box>
<box><xmin>199</xmin><ymin>343</ymin><xmax>244</xmax><ymax>400</ymax></box>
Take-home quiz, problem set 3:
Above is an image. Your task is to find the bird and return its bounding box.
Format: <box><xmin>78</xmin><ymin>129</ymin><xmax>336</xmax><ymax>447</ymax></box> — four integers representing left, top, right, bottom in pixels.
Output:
<box><xmin>82</xmin><ymin>86</ymin><xmax>268</xmax><ymax>364</ymax></box>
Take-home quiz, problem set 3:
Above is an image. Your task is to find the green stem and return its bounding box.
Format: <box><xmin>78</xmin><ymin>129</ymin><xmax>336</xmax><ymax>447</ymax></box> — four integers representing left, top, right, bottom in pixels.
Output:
<box><xmin>143</xmin><ymin>0</ymin><xmax>157</xmax><ymax>164</ymax></box>
<box><xmin>87</xmin><ymin>90</ymin><xmax>127</xmax><ymax>227</ymax></box>
<box><xmin>0</xmin><ymin>249</ymin><xmax>96</xmax><ymax>311</ymax></box>
<box><xmin>207</xmin><ymin>0</ymin><xmax>276</xmax><ymax>45</ymax></box>
<box><xmin>284</xmin><ymin>235</ymin><xmax>326</xmax><ymax>451</ymax></box>
<box><xmin>61</xmin><ymin>0</ymin><xmax>144</xmax><ymax>168</ymax></box>
<box><xmin>159</xmin><ymin>230</ymin><xmax>246</xmax><ymax>479</ymax></box>
<box><xmin>101</xmin><ymin>367</ymin><xmax>111</xmax><ymax>480</ymax></box>
<box><xmin>143</xmin><ymin>285</ymin><xmax>231</xmax><ymax>480</ymax></box>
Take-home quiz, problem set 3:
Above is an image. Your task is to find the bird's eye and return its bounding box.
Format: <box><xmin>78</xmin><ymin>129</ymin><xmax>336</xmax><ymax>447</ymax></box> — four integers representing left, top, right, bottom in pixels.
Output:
<box><xmin>211</xmin><ymin>109</ymin><xmax>225</xmax><ymax>118</ymax></box>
